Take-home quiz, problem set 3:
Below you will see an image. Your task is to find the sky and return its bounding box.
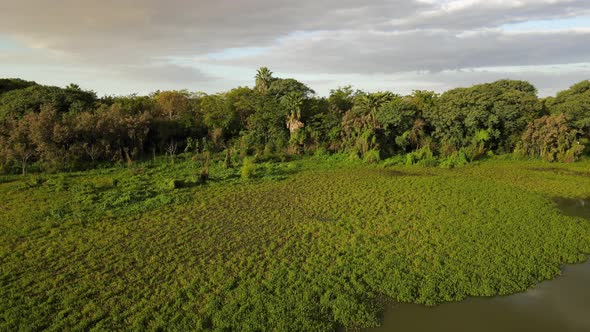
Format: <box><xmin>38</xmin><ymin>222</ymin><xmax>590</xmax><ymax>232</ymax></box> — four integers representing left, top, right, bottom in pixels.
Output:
<box><xmin>0</xmin><ymin>0</ymin><xmax>589</xmax><ymax>97</ymax></box>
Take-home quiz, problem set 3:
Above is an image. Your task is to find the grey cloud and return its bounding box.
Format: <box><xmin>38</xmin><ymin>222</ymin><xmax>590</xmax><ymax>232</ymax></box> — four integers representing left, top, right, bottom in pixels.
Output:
<box><xmin>303</xmin><ymin>64</ymin><xmax>590</xmax><ymax>97</ymax></box>
<box><xmin>0</xmin><ymin>0</ymin><xmax>426</xmax><ymax>58</ymax></box>
<box><xmin>116</xmin><ymin>64</ymin><xmax>212</xmax><ymax>84</ymax></box>
<box><xmin>1</xmin><ymin>0</ymin><xmax>589</xmax><ymax>95</ymax></box>
<box><xmin>204</xmin><ymin>29</ymin><xmax>590</xmax><ymax>74</ymax></box>
<box><xmin>392</xmin><ymin>0</ymin><xmax>590</xmax><ymax>30</ymax></box>
<box><xmin>2</xmin><ymin>0</ymin><xmax>588</xmax><ymax>65</ymax></box>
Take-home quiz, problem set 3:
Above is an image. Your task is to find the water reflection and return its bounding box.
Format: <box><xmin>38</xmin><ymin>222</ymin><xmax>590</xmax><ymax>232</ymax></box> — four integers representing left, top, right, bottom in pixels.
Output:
<box><xmin>553</xmin><ymin>197</ymin><xmax>590</xmax><ymax>220</ymax></box>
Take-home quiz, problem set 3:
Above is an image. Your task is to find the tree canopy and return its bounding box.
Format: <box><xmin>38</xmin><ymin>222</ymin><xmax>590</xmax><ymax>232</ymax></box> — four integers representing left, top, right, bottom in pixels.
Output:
<box><xmin>0</xmin><ymin>69</ymin><xmax>588</xmax><ymax>174</ymax></box>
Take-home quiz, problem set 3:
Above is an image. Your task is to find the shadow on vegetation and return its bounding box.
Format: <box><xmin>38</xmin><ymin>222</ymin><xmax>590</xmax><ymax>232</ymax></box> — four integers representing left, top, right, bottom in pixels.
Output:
<box><xmin>553</xmin><ymin>197</ymin><xmax>590</xmax><ymax>220</ymax></box>
<box><xmin>315</xmin><ymin>216</ymin><xmax>337</xmax><ymax>223</ymax></box>
<box><xmin>377</xmin><ymin>169</ymin><xmax>433</xmax><ymax>177</ymax></box>
<box><xmin>0</xmin><ymin>177</ymin><xmax>18</xmax><ymax>185</ymax></box>
<box><xmin>529</xmin><ymin>167</ymin><xmax>590</xmax><ymax>178</ymax></box>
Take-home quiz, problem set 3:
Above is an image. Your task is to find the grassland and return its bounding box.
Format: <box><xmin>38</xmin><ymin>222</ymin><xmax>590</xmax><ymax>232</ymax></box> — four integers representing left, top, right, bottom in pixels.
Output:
<box><xmin>1</xmin><ymin>155</ymin><xmax>590</xmax><ymax>331</ymax></box>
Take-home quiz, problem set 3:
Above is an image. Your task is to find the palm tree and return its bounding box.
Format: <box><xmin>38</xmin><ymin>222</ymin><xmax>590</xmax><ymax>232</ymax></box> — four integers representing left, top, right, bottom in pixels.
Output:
<box><xmin>255</xmin><ymin>67</ymin><xmax>274</xmax><ymax>94</ymax></box>
<box><xmin>283</xmin><ymin>92</ymin><xmax>304</xmax><ymax>134</ymax></box>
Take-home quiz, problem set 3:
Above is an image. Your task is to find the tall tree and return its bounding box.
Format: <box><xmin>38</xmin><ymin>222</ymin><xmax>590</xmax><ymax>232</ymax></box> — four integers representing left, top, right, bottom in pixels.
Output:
<box><xmin>519</xmin><ymin>114</ymin><xmax>585</xmax><ymax>162</ymax></box>
<box><xmin>255</xmin><ymin>67</ymin><xmax>274</xmax><ymax>94</ymax></box>
<box><xmin>545</xmin><ymin>80</ymin><xmax>590</xmax><ymax>140</ymax></box>
<box><xmin>153</xmin><ymin>90</ymin><xmax>190</xmax><ymax>120</ymax></box>
<box><xmin>3</xmin><ymin>114</ymin><xmax>37</xmax><ymax>175</ymax></box>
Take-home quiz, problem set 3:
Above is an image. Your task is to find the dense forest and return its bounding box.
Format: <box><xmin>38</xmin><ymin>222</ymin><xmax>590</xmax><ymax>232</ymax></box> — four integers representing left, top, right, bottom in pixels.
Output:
<box><xmin>1</xmin><ymin>68</ymin><xmax>588</xmax><ymax>175</ymax></box>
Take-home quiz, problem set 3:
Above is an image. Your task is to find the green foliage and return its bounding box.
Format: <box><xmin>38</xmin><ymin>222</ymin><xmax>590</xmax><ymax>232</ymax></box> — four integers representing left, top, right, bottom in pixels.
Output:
<box><xmin>2</xmin><ymin>74</ymin><xmax>588</xmax><ymax>178</ymax></box>
<box><xmin>375</xmin><ymin>96</ymin><xmax>419</xmax><ymax>151</ymax></box>
<box><xmin>25</xmin><ymin>175</ymin><xmax>46</xmax><ymax>188</ymax></box>
<box><xmin>381</xmin><ymin>154</ymin><xmax>406</xmax><ymax>167</ymax></box>
<box><xmin>0</xmin><ymin>78</ymin><xmax>37</xmax><ymax>94</ymax></box>
<box><xmin>1</xmin><ymin>158</ymin><xmax>589</xmax><ymax>330</ymax></box>
<box><xmin>425</xmin><ymin>80</ymin><xmax>542</xmax><ymax>154</ymax></box>
<box><xmin>269</xmin><ymin>78</ymin><xmax>315</xmax><ymax>100</ymax></box>
<box><xmin>405</xmin><ymin>146</ymin><xmax>437</xmax><ymax>166</ymax></box>
<box><xmin>439</xmin><ymin>150</ymin><xmax>469</xmax><ymax>168</ymax></box>
<box><xmin>328</xmin><ymin>86</ymin><xmax>356</xmax><ymax>113</ymax></box>
<box><xmin>519</xmin><ymin>114</ymin><xmax>585</xmax><ymax>162</ymax></box>
<box><xmin>243</xmin><ymin>95</ymin><xmax>289</xmax><ymax>154</ymax></box>
<box><xmin>363</xmin><ymin>149</ymin><xmax>381</xmax><ymax>163</ymax></box>
<box><xmin>167</xmin><ymin>178</ymin><xmax>183</xmax><ymax>189</ymax></box>
<box><xmin>0</xmin><ymin>84</ymin><xmax>97</xmax><ymax>120</ymax></box>
<box><xmin>545</xmin><ymin>80</ymin><xmax>590</xmax><ymax>138</ymax></box>
<box><xmin>255</xmin><ymin>67</ymin><xmax>274</xmax><ymax>94</ymax></box>
<box><xmin>240</xmin><ymin>157</ymin><xmax>257</xmax><ymax>179</ymax></box>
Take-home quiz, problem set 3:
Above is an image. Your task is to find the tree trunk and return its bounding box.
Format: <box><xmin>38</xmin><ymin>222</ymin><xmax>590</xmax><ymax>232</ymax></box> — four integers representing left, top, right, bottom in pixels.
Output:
<box><xmin>123</xmin><ymin>148</ymin><xmax>133</xmax><ymax>167</ymax></box>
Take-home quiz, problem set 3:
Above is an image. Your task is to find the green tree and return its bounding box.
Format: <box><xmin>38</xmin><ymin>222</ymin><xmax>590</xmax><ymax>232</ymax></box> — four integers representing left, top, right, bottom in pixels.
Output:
<box><xmin>3</xmin><ymin>114</ymin><xmax>37</xmax><ymax>174</ymax></box>
<box><xmin>519</xmin><ymin>114</ymin><xmax>584</xmax><ymax>162</ymax></box>
<box><xmin>255</xmin><ymin>67</ymin><xmax>274</xmax><ymax>94</ymax></box>
<box><xmin>328</xmin><ymin>86</ymin><xmax>357</xmax><ymax>114</ymax></box>
<box><xmin>341</xmin><ymin>92</ymin><xmax>396</xmax><ymax>156</ymax></box>
<box><xmin>154</xmin><ymin>90</ymin><xmax>190</xmax><ymax>120</ymax></box>
<box><xmin>0</xmin><ymin>78</ymin><xmax>37</xmax><ymax>95</ymax></box>
<box><xmin>425</xmin><ymin>80</ymin><xmax>541</xmax><ymax>155</ymax></box>
<box><xmin>0</xmin><ymin>84</ymin><xmax>96</xmax><ymax>120</ymax></box>
<box><xmin>545</xmin><ymin>80</ymin><xmax>590</xmax><ymax>140</ymax></box>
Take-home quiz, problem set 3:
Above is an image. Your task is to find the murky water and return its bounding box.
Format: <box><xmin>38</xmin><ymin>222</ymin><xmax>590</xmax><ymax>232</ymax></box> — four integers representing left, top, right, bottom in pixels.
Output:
<box><xmin>361</xmin><ymin>197</ymin><xmax>590</xmax><ymax>332</ymax></box>
<box><xmin>554</xmin><ymin>197</ymin><xmax>590</xmax><ymax>220</ymax></box>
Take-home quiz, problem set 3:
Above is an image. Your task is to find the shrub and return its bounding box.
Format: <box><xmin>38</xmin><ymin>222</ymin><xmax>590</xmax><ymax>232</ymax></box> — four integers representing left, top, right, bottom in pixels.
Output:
<box><xmin>47</xmin><ymin>175</ymin><xmax>69</xmax><ymax>192</ymax></box>
<box><xmin>240</xmin><ymin>158</ymin><xmax>257</xmax><ymax>179</ymax></box>
<box><xmin>439</xmin><ymin>150</ymin><xmax>468</xmax><ymax>168</ymax></box>
<box><xmin>405</xmin><ymin>146</ymin><xmax>434</xmax><ymax>166</ymax></box>
<box><xmin>363</xmin><ymin>149</ymin><xmax>381</xmax><ymax>164</ymax></box>
<box><xmin>223</xmin><ymin>149</ymin><xmax>233</xmax><ymax>169</ymax></box>
<box><xmin>27</xmin><ymin>176</ymin><xmax>46</xmax><ymax>188</ymax></box>
<box><xmin>313</xmin><ymin>147</ymin><xmax>329</xmax><ymax>158</ymax></box>
<box><xmin>167</xmin><ymin>179</ymin><xmax>183</xmax><ymax>189</ymax></box>
<box><xmin>381</xmin><ymin>155</ymin><xmax>406</xmax><ymax>167</ymax></box>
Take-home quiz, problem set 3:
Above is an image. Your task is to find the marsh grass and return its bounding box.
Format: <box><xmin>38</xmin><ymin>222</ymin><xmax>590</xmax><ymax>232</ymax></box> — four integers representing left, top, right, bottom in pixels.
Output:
<box><xmin>1</xmin><ymin>156</ymin><xmax>590</xmax><ymax>331</ymax></box>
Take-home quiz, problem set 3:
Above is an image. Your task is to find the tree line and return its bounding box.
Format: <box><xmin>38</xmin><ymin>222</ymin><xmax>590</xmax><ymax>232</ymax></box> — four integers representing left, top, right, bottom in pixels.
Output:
<box><xmin>0</xmin><ymin>69</ymin><xmax>588</xmax><ymax>174</ymax></box>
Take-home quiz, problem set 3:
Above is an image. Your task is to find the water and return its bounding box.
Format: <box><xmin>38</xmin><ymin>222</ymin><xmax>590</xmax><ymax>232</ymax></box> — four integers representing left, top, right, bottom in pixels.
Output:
<box><xmin>553</xmin><ymin>197</ymin><xmax>590</xmax><ymax>221</ymax></box>
<box><xmin>361</xmin><ymin>197</ymin><xmax>590</xmax><ymax>332</ymax></box>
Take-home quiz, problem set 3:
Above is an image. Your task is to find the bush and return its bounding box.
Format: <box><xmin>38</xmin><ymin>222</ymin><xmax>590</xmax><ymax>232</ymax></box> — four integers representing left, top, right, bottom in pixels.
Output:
<box><xmin>167</xmin><ymin>179</ymin><xmax>183</xmax><ymax>189</ymax></box>
<box><xmin>47</xmin><ymin>175</ymin><xmax>69</xmax><ymax>192</ymax></box>
<box><xmin>439</xmin><ymin>150</ymin><xmax>469</xmax><ymax>168</ymax></box>
<box><xmin>381</xmin><ymin>155</ymin><xmax>406</xmax><ymax>167</ymax></box>
<box><xmin>240</xmin><ymin>158</ymin><xmax>257</xmax><ymax>179</ymax></box>
<box><xmin>313</xmin><ymin>147</ymin><xmax>329</xmax><ymax>158</ymax></box>
<box><xmin>27</xmin><ymin>176</ymin><xmax>46</xmax><ymax>188</ymax></box>
<box><xmin>405</xmin><ymin>146</ymin><xmax>434</xmax><ymax>166</ymax></box>
<box><xmin>363</xmin><ymin>149</ymin><xmax>381</xmax><ymax>164</ymax></box>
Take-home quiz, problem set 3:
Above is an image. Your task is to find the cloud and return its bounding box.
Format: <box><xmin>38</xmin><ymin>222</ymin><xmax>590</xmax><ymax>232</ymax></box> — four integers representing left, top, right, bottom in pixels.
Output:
<box><xmin>203</xmin><ymin>28</ymin><xmax>590</xmax><ymax>74</ymax></box>
<box><xmin>296</xmin><ymin>63</ymin><xmax>590</xmax><ymax>97</ymax></box>
<box><xmin>0</xmin><ymin>1</ymin><xmax>426</xmax><ymax>57</ymax></box>
<box><xmin>0</xmin><ymin>0</ymin><xmax>588</xmax><ymax>95</ymax></box>
<box><xmin>116</xmin><ymin>64</ymin><xmax>212</xmax><ymax>84</ymax></box>
<box><xmin>391</xmin><ymin>0</ymin><xmax>590</xmax><ymax>30</ymax></box>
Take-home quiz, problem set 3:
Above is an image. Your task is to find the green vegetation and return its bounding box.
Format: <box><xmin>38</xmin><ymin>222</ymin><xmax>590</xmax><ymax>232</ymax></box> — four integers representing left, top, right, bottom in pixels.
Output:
<box><xmin>1</xmin><ymin>72</ymin><xmax>589</xmax><ymax>176</ymax></box>
<box><xmin>1</xmin><ymin>156</ymin><xmax>589</xmax><ymax>330</ymax></box>
<box><xmin>1</xmin><ymin>71</ymin><xmax>590</xmax><ymax>330</ymax></box>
